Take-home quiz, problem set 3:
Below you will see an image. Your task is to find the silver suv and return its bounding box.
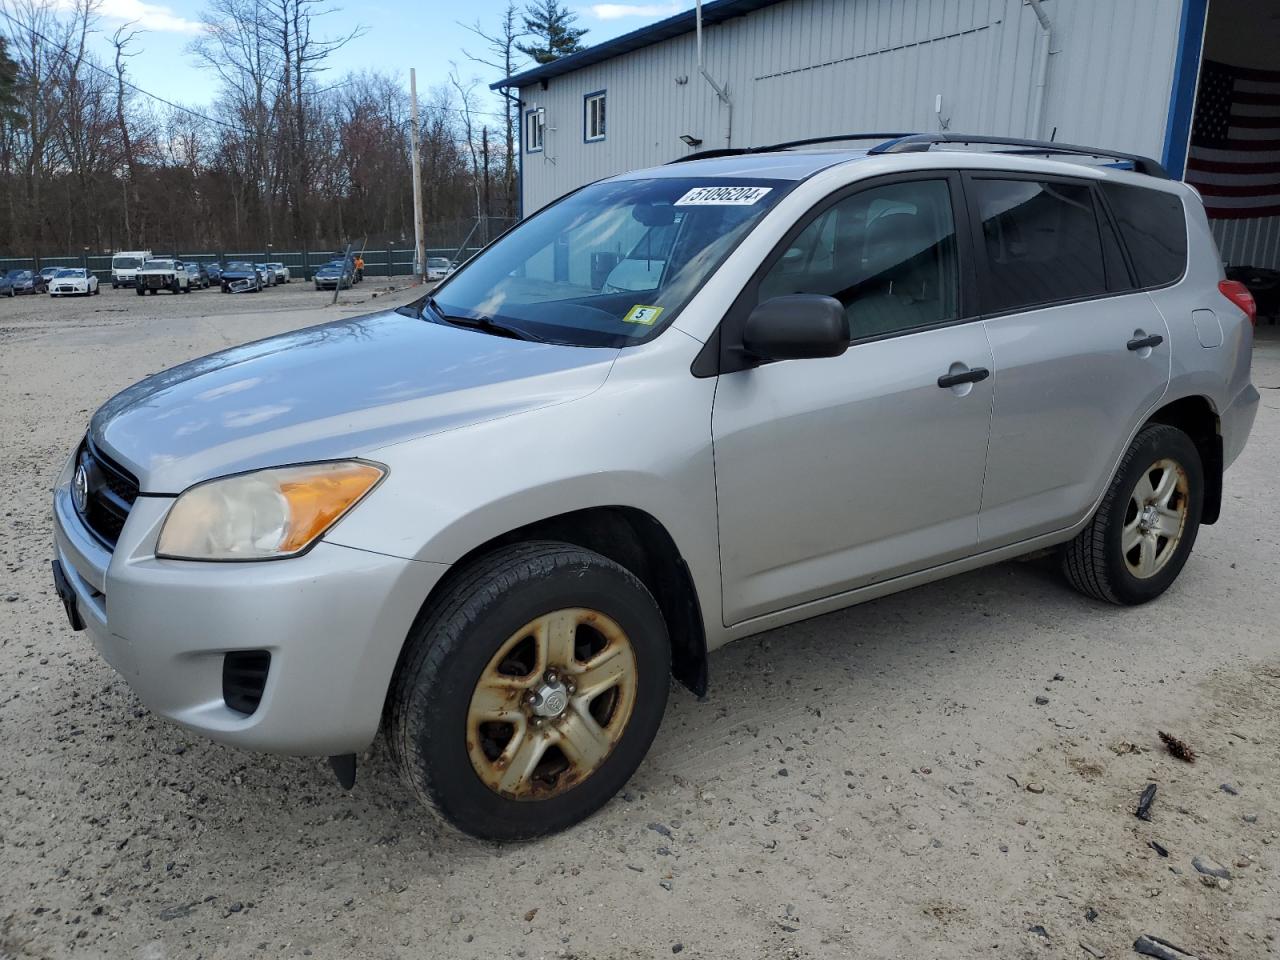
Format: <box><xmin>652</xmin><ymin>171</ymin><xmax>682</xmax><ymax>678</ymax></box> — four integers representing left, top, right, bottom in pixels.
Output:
<box><xmin>51</xmin><ymin>134</ymin><xmax>1259</xmax><ymax>840</ymax></box>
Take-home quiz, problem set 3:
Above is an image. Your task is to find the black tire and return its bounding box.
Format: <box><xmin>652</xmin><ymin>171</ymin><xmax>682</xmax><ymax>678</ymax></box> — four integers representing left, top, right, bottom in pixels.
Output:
<box><xmin>135</xmin><ymin>287</ymin><xmax>144</xmax><ymax>296</ymax></box>
<box><xmin>386</xmin><ymin>541</ymin><xmax>671</xmax><ymax>841</ymax></box>
<box><xmin>1062</xmin><ymin>423</ymin><xmax>1204</xmax><ymax>606</ymax></box>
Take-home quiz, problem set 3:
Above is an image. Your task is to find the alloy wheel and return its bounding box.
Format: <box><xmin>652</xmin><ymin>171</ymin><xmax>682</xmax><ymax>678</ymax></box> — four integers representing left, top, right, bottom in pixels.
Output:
<box><xmin>466</xmin><ymin>608</ymin><xmax>638</xmax><ymax>800</ymax></box>
<box><xmin>1122</xmin><ymin>457</ymin><xmax>1189</xmax><ymax>579</ymax></box>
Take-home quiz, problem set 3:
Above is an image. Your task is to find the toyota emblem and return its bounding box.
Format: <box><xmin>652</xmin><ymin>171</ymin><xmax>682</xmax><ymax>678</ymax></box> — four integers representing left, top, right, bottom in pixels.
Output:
<box><xmin>72</xmin><ymin>462</ymin><xmax>89</xmax><ymax>514</ymax></box>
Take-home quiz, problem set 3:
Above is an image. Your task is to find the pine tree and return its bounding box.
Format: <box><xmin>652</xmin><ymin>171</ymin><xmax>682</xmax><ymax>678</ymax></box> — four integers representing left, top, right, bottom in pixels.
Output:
<box><xmin>516</xmin><ymin>0</ymin><xmax>587</xmax><ymax>65</ymax></box>
<box><xmin>0</xmin><ymin>36</ymin><xmax>20</xmax><ymax>128</ymax></box>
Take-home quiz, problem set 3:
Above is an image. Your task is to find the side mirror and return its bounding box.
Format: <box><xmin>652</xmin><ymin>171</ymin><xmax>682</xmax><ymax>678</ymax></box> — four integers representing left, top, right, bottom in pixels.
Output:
<box><xmin>742</xmin><ymin>295</ymin><xmax>849</xmax><ymax>361</ymax></box>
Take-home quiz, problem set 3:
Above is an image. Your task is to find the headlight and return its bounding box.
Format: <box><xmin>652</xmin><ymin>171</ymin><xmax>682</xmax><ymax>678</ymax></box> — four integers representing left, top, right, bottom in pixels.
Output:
<box><xmin>157</xmin><ymin>461</ymin><xmax>385</xmax><ymax>561</ymax></box>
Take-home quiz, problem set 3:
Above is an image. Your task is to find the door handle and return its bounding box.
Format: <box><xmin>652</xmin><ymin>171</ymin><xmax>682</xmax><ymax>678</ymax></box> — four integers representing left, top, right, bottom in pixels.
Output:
<box><xmin>1127</xmin><ymin>334</ymin><xmax>1164</xmax><ymax>351</ymax></box>
<box><xmin>937</xmin><ymin>366</ymin><xmax>990</xmax><ymax>389</ymax></box>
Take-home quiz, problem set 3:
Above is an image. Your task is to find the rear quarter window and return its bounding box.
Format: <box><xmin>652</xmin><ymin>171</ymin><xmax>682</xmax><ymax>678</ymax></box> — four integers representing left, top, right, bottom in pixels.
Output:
<box><xmin>1101</xmin><ymin>183</ymin><xmax>1187</xmax><ymax>287</ymax></box>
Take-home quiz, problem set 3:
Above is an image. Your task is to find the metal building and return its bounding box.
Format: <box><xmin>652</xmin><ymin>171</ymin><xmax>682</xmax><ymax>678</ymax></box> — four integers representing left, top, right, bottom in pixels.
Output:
<box><xmin>494</xmin><ymin>0</ymin><xmax>1280</xmax><ymax>270</ymax></box>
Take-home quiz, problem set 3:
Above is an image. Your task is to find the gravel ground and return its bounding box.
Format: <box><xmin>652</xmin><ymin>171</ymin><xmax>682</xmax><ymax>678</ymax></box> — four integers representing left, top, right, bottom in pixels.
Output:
<box><xmin>1</xmin><ymin>286</ymin><xmax>1279</xmax><ymax>960</ymax></box>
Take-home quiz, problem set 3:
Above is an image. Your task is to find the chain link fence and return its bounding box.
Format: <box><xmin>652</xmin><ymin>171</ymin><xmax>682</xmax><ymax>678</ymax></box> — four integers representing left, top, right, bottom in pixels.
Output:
<box><xmin>0</xmin><ymin>219</ymin><xmax>518</xmax><ymax>282</ymax></box>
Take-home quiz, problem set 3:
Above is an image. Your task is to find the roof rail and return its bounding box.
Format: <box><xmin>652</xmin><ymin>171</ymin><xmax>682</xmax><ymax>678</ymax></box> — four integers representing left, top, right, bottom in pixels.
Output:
<box><xmin>668</xmin><ymin>132</ymin><xmax>918</xmax><ymax>164</ymax></box>
<box><xmin>868</xmin><ymin>133</ymin><xmax>1170</xmax><ymax>179</ymax></box>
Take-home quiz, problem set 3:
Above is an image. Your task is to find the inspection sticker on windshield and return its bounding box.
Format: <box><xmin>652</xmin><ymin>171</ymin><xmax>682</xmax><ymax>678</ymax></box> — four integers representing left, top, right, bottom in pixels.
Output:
<box><xmin>623</xmin><ymin>304</ymin><xmax>664</xmax><ymax>326</ymax></box>
<box><xmin>674</xmin><ymin>186</ymin><xmax>772</xmax><ymax>206</ymax></box>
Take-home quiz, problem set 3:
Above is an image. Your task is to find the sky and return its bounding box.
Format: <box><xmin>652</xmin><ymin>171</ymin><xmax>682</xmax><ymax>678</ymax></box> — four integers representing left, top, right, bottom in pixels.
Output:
<box><xmin>66</xmin><ymin>0</ymin><xmax>695</xmax><ymax>119</ymax></box>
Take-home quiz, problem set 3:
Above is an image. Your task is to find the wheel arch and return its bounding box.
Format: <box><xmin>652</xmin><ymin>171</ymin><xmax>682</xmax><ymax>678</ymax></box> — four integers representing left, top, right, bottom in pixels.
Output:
<box><xmin>1144</xmin><ymin>394</ymin><xmax>1222</xmax><ymax>524</ymax></box>
<box><xmin>400</xmin><ymin>505</ymin><xmax>709</xmax><ymax>697</ymax></box>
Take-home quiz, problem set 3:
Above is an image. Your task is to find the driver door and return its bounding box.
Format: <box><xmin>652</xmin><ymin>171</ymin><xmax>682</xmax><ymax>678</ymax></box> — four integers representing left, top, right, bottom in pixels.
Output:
<box><xmin>712</xmin><ymin>174</ymin><xmax>995</xmax><ymax>624</ymax></box>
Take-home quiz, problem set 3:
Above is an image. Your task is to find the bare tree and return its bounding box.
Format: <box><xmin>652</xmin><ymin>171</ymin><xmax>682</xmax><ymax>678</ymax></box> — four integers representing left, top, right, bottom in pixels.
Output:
<box><xmin>447</xmin><ymin>64</ymin><xmax>483</xmax><ymax>232</ymax></box>
<box><xmin>461</xmin><ymin>1</ymin><xmax>524</xmax><ymax>218</ymax></box>
<box><xmin>110</xmin><ymin>22</ymin><xmax>142</xmax><ymax>245</ymax></box>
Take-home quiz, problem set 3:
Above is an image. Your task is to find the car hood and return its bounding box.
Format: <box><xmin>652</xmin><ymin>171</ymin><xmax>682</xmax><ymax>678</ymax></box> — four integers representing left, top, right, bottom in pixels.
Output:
<box><xmin>90</xmin><ymin>310</ymin><xmax>619</xmax><ymax>493</ymax></box>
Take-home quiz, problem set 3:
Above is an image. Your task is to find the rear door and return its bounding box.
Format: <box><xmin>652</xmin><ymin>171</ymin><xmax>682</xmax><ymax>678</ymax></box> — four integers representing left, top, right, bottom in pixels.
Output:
<box><xmin>968</xmin><ymin>173</ymin><xmax>1171</xmax><ymax>546</ymax></box>
<box><xmin>712</xmin><ymin>173</ymin><xmax>995</xmax><ymax>624</ymax></box>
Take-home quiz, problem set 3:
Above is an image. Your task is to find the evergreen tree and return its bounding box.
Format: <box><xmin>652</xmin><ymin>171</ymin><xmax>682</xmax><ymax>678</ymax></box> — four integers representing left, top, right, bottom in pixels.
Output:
<box><xmin>0</xmin><ymin>36</ymin><xmax>20</xmax><ymax>128</ymax></box>
<box><xmin>516</xmin><ymin>0</ymin><xmax>587</xmax><ymax>65</ymax></box>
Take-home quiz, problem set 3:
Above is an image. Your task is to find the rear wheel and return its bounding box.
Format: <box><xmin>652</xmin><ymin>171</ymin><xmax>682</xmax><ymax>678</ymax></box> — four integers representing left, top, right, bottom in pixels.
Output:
<box><xmin>387</xmin><ymin>542</ymin><xmax>670</xmax><ymax>841</ymax></box>
<box><xmin>1062</xmin><ymin>424</ymin><xmax>1203</xmax><ymax>605</ymax></box>
<box><xmin>135</xmin><ymin>287</ymin><xmax>144</xmax><ymax>296</ymax></box>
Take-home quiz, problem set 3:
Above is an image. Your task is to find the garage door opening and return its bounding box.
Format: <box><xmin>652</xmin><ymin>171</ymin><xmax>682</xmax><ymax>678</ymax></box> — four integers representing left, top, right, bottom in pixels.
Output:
<box><xmin>1176</xmin><ymin>0</ymin><xmax>1280</xmax><ymax>291</ymax></box>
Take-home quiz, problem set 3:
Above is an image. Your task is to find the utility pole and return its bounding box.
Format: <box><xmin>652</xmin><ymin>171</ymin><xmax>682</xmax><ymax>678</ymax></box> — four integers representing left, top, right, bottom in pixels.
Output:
<box><xmin>409</xmin><ymin>68</ymin><xmax>426</xmax><ymax>283</ymax></box>
<box><xmin>481</xmin><ymin>126</ymin><xmax>491</xmax><ymax>245</ymax></box>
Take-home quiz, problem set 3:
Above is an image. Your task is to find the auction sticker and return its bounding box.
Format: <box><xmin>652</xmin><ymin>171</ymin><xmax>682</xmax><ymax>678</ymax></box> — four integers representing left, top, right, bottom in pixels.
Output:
<box><xmin>623</xmin><ymin>304</ymin><xmax>665</xmax><ymax>325</ymax></box>
<box><xmin>674</xmin><ymin>186</ymin><xmax>773</xmax><ymax>206</ymax></box>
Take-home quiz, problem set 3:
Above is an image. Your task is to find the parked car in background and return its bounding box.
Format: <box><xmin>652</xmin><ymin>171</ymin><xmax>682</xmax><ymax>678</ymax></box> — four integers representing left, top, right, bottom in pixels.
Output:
<box><xmin>313</xmin><ymin>259</ymin><xmax>352</xmax><ymax>290</ymax></box>
<box><xmin>40</xmin><ymin>266</ymin><xmax>62</xmax><ymax>286</ymax></box>
<box><xmin>111</xmin><ymin>251</ymin><xmax>152</xmax><ymax>289</ymax></box>
<box><xmin>0</xmin><ymin>272</ymin><xmax>13</xmax><ymax>297</ymax></box>
<box><xmin>135</xmin><ymin>259</ymin><xmax>191</xmax><ymax>295</ymax></box>
<box><xmin>204</xmin><ymin>263</ymin><xmax>224</xmax><ymax>284</ymax></box>
<box><xmin>425</xmin><ymin>257</ymin><xmax>455</xmax><ymax>281</ymax></box>
<box><xmin>265</xmin><ymin>262</ymin><xmax>290</xmax><ymax>283</ymax></box>
<box><xmin>220</xmin><ymin>261</ymin><xmax>261</xmax><ymax>293</ymax></box>
<box><xmin>183</xmin><ymin>263</ymin><xmax>210</xmax><ymax>289</ymax></box>
<box><xmin>6</xmin><ymin>269</ymin><xmax>47</xmax><ymax>294</ymax></box>
<box><xmin>254</xmin><ymin>264</ymin><xmax>277</xmax><ymax>287</ymax></box>
<box><xmin>49</xmin><ymin>268</ymin><xmax>99</xmax><ymax>297</ymax></box>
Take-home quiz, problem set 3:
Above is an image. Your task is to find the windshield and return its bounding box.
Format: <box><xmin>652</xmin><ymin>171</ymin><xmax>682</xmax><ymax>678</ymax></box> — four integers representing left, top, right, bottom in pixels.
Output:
<box><xmin>113</xmin><ymin>256</ymin><xmax>142</xmax><ymax>269</ymax></box>
<box><xmin>227</xmin><ymin>262</ymin><xmax>252</xmax><ymax>270</ymax></box>
<box><xmin>430</xmin><ymin>177</ymin><xmax>788</xmax><ymax>347</ymax></box>
<box><xmin>55</xmin><ymin>269</ymin><xmax>84</xmax><ymax>278</ymax></box>
<box><xmin>145</xmin><ymin>259</ymin><xmax>174</xmax><ymax>270</ymax></box>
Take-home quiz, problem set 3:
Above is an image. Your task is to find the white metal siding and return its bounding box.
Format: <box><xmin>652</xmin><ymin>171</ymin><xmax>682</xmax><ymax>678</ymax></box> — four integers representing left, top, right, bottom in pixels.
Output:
<box><xmin>1212</xmin><ymin>218</ymin><xmax>1280</xmax><ymax>271</ymax></box>
<box><xmin>517</xmin><ymin>0</ymin><xmax>1182</xmax><ymax>213</ymax></box>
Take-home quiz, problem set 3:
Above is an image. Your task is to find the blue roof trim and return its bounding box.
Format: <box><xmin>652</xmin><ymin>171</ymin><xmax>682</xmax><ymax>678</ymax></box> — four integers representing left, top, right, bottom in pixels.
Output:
<box><xmin>491</xmin><ymin>0</ymin><xmax>786</xmax><ymax>90</ymax></box>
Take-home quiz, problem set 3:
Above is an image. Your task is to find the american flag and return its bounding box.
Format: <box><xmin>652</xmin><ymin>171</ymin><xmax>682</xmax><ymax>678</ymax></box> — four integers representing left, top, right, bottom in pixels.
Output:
<box><xmin>1187</xmin><ymin>59</ymin><xmax>1280</xmax><ymax>220</ymax></box>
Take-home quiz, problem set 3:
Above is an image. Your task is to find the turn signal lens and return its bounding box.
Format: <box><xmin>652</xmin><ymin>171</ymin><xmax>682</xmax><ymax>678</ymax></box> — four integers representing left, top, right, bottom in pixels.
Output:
<box><xmin>157</xmin><ymin>461</ymin><xmax>385</xmax><ymax>561</ymax></box>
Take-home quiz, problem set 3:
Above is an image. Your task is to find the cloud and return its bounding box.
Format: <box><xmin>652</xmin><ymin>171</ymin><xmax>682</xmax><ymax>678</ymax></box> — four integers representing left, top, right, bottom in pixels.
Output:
<box><xmin>588</xmin><ymin>3</ymin><xmax>685</xmax><ymax>19</ymax></box>
<box><xmin>53</xmin><ymin>0</ymin><xmax>204</xmax><ymax>34</ymax></box>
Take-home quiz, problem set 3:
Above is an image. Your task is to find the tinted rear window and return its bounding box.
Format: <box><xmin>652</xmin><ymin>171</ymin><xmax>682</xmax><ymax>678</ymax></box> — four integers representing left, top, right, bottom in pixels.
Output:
<box><xmin>1101</xmin><ymin>183</ymin><xmax>1187</xmax><ymax>287</ymax></box>
<box><xmin>973</xmin><ymin>178</ymin><xmax>1107</xmax><ymax>313</ymax></box>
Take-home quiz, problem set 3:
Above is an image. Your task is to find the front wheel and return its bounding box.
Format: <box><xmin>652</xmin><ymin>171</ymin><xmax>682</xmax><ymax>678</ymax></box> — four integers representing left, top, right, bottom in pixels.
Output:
<box><xmin>1062</xmin><ymin>423</ymin><xmax>1203</xmax><ymax>605</ymax></box>
<box><xmin>387</xmin><ymin>542</ymin><xmax>671</xmax><ymax>841</ymax></box>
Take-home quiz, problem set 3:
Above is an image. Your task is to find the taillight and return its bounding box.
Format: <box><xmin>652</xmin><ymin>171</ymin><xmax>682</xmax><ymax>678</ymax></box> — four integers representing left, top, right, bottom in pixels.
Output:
<box><xmin>1219</xmin><ymin>279</ymin><xmax>1257</xmax><ymax>325</ymax></box>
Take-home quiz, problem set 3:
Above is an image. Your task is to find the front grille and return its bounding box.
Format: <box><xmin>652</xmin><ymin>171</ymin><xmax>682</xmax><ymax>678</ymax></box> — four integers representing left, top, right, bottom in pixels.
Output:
<box><xmin>76</xmin><ymin>441</ymin><xmax>139</xmax><ymax>549</ymax></box>
<box><xmin>142</xmin><ymin>275</ymin><xmax>167</xmax><ymax>289</ymax></box>
<box><xmin>222</xmin><ymin>651</ymin><xmax>271</xmax><ymax>715</ymax></box>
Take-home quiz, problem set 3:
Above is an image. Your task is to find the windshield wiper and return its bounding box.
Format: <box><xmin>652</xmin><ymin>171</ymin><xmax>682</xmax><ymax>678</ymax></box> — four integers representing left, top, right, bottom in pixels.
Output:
<box><xmin>443</xmin><ymin>313</ymin><xmax>543</xmax><ymax>342</ymax></box>
<box><xmin>407</xmin><ymin>295</ymin><xmax>542</xmax><ymax>342</ymax></box>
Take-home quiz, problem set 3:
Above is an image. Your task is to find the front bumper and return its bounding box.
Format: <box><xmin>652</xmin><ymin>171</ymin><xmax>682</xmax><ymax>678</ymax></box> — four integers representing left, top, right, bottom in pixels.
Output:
<box><xmin>51</xmin><ymin>460</ymin><xmax>446</xmax><ymax>755</ymax></box>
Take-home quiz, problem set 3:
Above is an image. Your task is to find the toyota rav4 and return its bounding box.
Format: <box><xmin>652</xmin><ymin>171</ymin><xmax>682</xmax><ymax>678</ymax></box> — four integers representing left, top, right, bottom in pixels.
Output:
<box><xmin>51</xmin><ymin>134</ymin><xmax>1258</xmax><ymax>840</ymax></box>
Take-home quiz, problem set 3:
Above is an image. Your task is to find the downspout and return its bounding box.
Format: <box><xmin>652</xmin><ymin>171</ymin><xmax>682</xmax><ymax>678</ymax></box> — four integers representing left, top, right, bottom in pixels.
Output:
<box><xmin>695</xmin><ymin>0</ymin><xmax>733</xmax><ymax>146</ymax></box>
<box><xmin>1026</xmin><ymin>0</ymin><xmax>1053</xmax><ymax>139</ymax></box>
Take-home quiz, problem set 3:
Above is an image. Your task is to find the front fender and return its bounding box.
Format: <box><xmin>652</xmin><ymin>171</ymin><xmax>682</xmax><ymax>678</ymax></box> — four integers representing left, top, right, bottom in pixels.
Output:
<box><xmin>325</xmin><ymin>333</ymin><xmax>726</xmax><ymax>649</ymax></box>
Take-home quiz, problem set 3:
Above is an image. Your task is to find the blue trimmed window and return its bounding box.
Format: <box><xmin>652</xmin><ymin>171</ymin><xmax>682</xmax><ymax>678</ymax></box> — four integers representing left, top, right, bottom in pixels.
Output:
<box><xmin>525</xmin><ymin>108</ymin><xmax>544</xmax><ymax>153</ymax></box>
<box><xmin>584</xmin><ymin>91</ymin><xmax>606</xmax><ymax>142</ymax></box>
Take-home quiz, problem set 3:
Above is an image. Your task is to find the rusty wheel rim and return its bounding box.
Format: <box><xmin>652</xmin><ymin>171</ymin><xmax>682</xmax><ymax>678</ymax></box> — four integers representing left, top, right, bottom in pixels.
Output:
<box><xmin>466</xmin><ymin>608</ymin><xmax>638</xmax><ymax>801</ymax></box>
<box><xmin>1122</xmin><ymin>457</ymin><xmax>1190</xmax><ymax>580</ymax></box>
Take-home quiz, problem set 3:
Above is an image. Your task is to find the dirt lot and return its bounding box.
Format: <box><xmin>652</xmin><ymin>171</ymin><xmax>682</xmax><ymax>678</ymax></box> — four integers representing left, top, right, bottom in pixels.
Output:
<box><xmin>1</xmin><ymin>285</ymin><xmax>1279</xmax><ymax>960</ymax></box>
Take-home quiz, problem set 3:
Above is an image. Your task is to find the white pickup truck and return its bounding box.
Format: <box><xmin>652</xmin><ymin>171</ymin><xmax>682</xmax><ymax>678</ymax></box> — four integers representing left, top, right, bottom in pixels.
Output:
<box><xmin>134</xmin><ymin>259</ymin><xmax>192</xmax><ymax>295</ymax></box>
